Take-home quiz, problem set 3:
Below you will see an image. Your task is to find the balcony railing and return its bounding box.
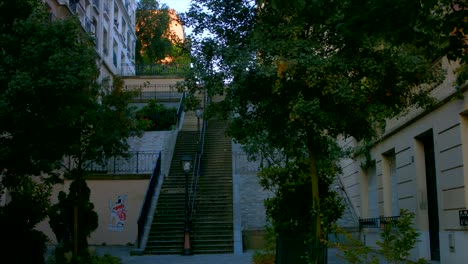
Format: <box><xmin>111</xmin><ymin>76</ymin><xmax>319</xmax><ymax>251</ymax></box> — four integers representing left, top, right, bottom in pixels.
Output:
<box><xmin>460</xmin><ymin>210</ymin><xmax>468</xmax><ymax>226</ymax></box>
<box><xmin>85</xmin><ymin>151</ymin><xmax>159</xmax><ymax>175</ymax></box>
<box><xmin>359</xmin><ymin>215</ymin><xmax>400</xmax><ymax>229</ymax></box>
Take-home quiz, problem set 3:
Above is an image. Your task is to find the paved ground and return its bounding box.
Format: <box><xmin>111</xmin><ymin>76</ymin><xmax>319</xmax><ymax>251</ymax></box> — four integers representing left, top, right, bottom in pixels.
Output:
<box><xmin>92</xmin><ymin>246</ymin><xmax>347</xmax><ymax>264</ymax></box>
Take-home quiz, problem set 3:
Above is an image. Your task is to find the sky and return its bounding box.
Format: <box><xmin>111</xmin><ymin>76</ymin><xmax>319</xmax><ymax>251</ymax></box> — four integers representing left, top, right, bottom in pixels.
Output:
<box><xmin>160</xmin><ymin>0</ymin><xmax>191</xmax><ymax>13</ymax></box>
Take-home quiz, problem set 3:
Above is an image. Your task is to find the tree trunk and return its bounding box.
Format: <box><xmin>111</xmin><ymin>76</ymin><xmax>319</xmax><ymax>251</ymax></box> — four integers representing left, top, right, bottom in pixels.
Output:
<box><xmin>73</xmin><ymin>159</ymin><xmax>83</xmax><ymax>258</ymax></box>
<box><xmin>73</xmin><ymin>205</ymin><xmax>78</xmax><ymax>257</ymax></box>
<box><xmin>309</xmin><ymin>150</ymin><xmax>321</xmax><ymax>239</ymax></box>
<box><xmin>308</xmin><ymin>141</ymin><xmax>324</xmax><ymax>263</ymax></box>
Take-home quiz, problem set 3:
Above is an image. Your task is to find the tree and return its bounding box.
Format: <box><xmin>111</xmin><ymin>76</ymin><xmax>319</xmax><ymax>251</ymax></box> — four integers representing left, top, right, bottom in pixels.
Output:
<box><xmin>48</xmin><ymin>179</ymin><xmax>98</xmax><ymax>263</ymax></box>
<box><xmin>0</xmin><ymin>175</ymin><xmax>53</xmax><ymax>264</ymax></box>
<box><xmin>184</xmin><ymin>0</ymin><xmax>450</xmax><ymax>262</ymax></box>
<box><xmin>49</xmin><ymin>76</ymin><xmax>139</xmax><ymax>261</ymax></box>
<box><xmin>136</xmin><ymin>0</ymin><xmax>179</xmax><ymax>63</ymax></box>
<box><xmin>0</xmin><ymin>0</ymin><xmax>139</xmax><ymax>262</ymax></box>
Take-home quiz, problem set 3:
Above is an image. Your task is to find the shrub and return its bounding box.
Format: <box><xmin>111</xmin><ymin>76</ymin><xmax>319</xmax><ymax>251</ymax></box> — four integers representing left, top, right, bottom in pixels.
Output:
<box><xmin>253</xmin><ymin>225</ymin><xmax>276</xmax><ymax>264</ymax></box>
<box><xmin>253</xmin><ymin>251</ymin><xmax>275</xmax><ymax>264</ymax></box>
<box><xmin>330</xmin><ymin>209</ymin><xmax>427</xmax><ymax>264</ymax></box>
<box><xmin>47</xmin><ymin>252</ymin><xmax>122</xmax><ymax>264</ymax></box>
<box><xmin>135</xmin><ymin>100</ymin><xmax>177</xmax><ymax>131</ymax></box>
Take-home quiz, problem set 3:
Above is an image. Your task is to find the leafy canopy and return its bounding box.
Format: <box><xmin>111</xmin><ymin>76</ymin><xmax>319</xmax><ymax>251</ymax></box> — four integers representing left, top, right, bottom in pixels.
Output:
<box><xmin>0</xmin><ymin>0</ymin><xmax>140</xmax><ymax>262</ymax></box>
<box><xmin>184</xmin><ymin>0</ymin><xmax>453</xmax><ymax>255</ymax></box>
<box><xmin>136</xmin><ymin>0</ymin><xmax>183</xmax><ymax>63</ymax></box>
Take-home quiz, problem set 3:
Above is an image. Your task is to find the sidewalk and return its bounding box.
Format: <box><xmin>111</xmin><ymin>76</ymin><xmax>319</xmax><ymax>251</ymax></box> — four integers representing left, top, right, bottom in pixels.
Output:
<box><xmin>93</xmin><ymin>246</ymin><xmax>347</xmax><ymax>264</ymax></box>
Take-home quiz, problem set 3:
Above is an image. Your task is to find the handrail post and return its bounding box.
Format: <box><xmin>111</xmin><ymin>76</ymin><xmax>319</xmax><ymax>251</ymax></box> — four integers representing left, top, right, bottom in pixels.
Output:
<box><xmin>136</xmin><ymin>152</ymin><xmax>139</xmax><ymax>174</ymax></box>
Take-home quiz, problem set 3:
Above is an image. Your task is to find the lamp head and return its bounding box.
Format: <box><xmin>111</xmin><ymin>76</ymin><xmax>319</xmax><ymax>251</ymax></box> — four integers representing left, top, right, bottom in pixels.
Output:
<box><xmin>180</xmin><ymin>155</ymin><xmax>192</xmax><ymax>173</ymax></box>
<box><xmin>195</xmin><ymin>107</ymin><xmax>203</xmax><ymax>118</ymax></box>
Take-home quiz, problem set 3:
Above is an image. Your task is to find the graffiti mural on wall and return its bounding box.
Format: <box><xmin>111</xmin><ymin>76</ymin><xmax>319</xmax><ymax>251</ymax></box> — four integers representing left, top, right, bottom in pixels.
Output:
<box><xmin>108</xmin><ymin>194</ymin><xmax>128</xmax><ymax>231</ymax></box>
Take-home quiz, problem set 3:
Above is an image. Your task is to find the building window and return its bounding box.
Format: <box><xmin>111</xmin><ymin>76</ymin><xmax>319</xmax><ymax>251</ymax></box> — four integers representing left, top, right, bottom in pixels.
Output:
<box><xmin>367</xmin><ymin>163</ymin><xmax>379</xmax><ymax>218</ymax></box>
<box><xmin>102</xmin><ymin>28</ymin><xmax>109</xmax><ymax>56</ymax></box>
<box><xmin>382</xmin><ymin>149</ymin><xmax>399</xmax><ymax>216</ymax></box>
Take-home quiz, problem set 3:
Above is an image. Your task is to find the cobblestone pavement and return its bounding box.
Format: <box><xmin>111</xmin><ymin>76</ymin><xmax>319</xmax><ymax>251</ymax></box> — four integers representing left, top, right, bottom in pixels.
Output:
<box><xmin>92</xmin><ymin>246</ymin><xmax>348</xmax><ymax>264</ymax></box>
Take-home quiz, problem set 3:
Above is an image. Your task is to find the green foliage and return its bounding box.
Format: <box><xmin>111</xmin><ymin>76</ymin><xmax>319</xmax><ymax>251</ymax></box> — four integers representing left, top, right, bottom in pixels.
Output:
<box><xmin>377</xmin><ymin>210</ymin><xmax>426</xmax><ymax>264</ymax></box>
<box><xmin>330</xmin><ymin>227</ymin><xmax>379</xmax><ymax>264</ymax></box>
<box><xmin>0</xmin><ymin>1</ymin><xmax>115</xmax><ymax>262</ymax></box>
<box><xmin>47</xmin><ymin>252</ymin><xmax>122</xmax><ymax>264</ymax></box>
<box><xmin>0</xmin><ymin>175</ymin><xmax>54</xmax><ymax>264</ymax></box>
<box><xmin>330</xmin><ymin>209</ymin><xmax>426</xmax><ymax>264</ymax></box>
<box><xmin>253</xmin><ymin>251</ymin><xmax>275</xmax><ymax>264</ymax></box>
<box><xmin>85</xmin><ymin>254</ymin><xmax>122</xmax><ymax>264</ymax></box>
<box><xmin>49</xmin><ymin>179</ymin><xmax>99</xmax><ymax>262</ymax></box>
<box><xmin>0</xmin><ymin>1</ymin><xmax>139</xmax><ymax>261</ymax></box>
<box><xmin>136</xmin><ymin>0</ymin><xmax>171</xmax><ymax>63</ymax></box>
<box><xmin>252</xmin><ymin>224</ymin><xmax>277</xmax><ymax>263</ymax></box>
<box><xmin>0</xmin><ymin>2</ymin><xmax>99</xmax><ymax>176</ymax></box>
<box><xmin>136</xmin><ymin>0</ymin><xmax>190</xmax><ymax>65</ymax></box>
<box><xmin>260</xmin><ymin>156</ymin><xmax>345</xmax><ymax>236</ymax></box>
<box><xmin>184</xmin><ymin>0</ymin><xmax>466</xmax><ymax>262</ymax></box>
<box><xmin>135</xmin><ymin>99</ymin><xmax>177</xmax><ymax>131</ymax></box>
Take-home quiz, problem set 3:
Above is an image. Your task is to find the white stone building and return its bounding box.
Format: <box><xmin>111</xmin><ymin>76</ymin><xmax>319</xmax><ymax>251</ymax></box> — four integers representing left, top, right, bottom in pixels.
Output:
<box><xmin>44</xmin><ymin>0</ymin><xmax>136</xmax><ymax>78</ymax></box>
<box><xmin>338</xmin><ymin>58</ymin><xmax>468</xmax><ymax>263</ymax></box>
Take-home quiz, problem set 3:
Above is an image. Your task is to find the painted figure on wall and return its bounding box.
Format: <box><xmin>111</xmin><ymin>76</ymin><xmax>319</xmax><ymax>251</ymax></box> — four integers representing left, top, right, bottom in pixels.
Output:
<box><xmin>108</xmin><ymin>194</ymin><xmax>128</xmax><ymax>231</ymax></box>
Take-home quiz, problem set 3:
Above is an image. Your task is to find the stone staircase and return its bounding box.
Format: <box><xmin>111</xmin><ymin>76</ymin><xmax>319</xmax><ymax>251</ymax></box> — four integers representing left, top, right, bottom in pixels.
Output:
<box><xmin>143</xmin><ymin>113</ymin><xmax>234</xmax><ymax>254</ymax></box>
<box><xmin>191</xmin><ymin>119</ymin><xmax>234</xmax><ymax>254</ymax></box>
<box><xmin>143</xmin><ymin>112</ymin><xmax>198</xmax><ymax>254</ymax></box>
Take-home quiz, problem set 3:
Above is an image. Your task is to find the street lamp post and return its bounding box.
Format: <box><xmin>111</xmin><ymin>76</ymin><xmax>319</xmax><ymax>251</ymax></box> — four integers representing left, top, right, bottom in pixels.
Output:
<box><xmin>195</xmin><ymin>106</ymin><xmax>203</xmax><ymax>143</ymax></box>
<box><xmin>180</xmin><ymin>155</ymin><xmax>193</xmax><ymax>255</ymax></box>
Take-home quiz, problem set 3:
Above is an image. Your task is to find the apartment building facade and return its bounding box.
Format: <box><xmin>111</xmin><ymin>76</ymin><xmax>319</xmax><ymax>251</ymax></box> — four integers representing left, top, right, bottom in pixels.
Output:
<box><xmin>339</xmin><ymin>58</ymin><xmax>468</xmax><ymax>263</ymax></box>
<box><xmin>44</xmin><ymin>0</ymin><xmax>136</xmax><ymax>78</ymax></box>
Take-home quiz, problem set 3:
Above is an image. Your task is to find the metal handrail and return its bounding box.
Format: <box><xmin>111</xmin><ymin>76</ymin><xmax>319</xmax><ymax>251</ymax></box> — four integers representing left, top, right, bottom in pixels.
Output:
<box><xmin>136</xmin><ymin>152</ymin><xmax>162</xmax><ymax>248</ymax></box>
<box><xmin>176</xmin><ymin>92</ymin><xmax>185</xmax><ymax>129</ymax></box>
<box><xmin>188</xmin><ymin>118</ymin><xmax>207</xmax><ymax>221</ymax></box>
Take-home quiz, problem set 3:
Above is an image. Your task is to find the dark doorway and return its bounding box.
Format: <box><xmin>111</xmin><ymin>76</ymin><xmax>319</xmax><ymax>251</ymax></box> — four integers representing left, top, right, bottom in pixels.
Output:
<box><xmin>418</xmin><ymin>130</ymin><xmax>440</xmax><ymax>261</ymax></box>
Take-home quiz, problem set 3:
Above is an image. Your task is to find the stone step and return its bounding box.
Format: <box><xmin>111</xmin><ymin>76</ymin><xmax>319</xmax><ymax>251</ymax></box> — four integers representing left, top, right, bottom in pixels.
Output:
<box><xmin>145</xmin><ymin>117</ymin><xmax>233</xmax><ymax>255</ymax></box>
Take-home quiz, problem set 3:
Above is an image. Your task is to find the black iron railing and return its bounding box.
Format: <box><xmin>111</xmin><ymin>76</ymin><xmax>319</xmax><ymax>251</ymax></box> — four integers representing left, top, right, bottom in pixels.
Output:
<box><xmin>359</xmin><ymin>215</ymin><xmax>400</xmax><ymax>229</ymax></box>
<box><xmin>460</xmin><ymin>210</ymin><xmax>468</xmax><ymax>226</ymax></box>
<box><xmin>380</xmin><ymin>216</ymin><xmax>400</xmax><ymax>228</ymax></box>
<box><xmin>188</xmin><ymin>118</ymin><xmax>207</xmax><ymax>222</ymax></box>
<box><xmin>121</xmin><ymin>63</ymin><xmax>189</xmax><ymax>76</ymax></box>
<box><xmin>136</xmin><ymin>152</ymin><xmax>162</xmax><ymax>248</ymax></box>
<box><xmin>85</xmin><ymin>151</ymin><xmax>159</xmax><ymax>175</ymax></box>
<box><xmin>359</xmin><ymin>218</ymin><xmax>380</xmax><ymax>228</ymax></box>
<box><xmin>176</xmin><ymin>92</ymin><xmax>185</xmax><ymax>129</ymax></box>
<box><xmin>124</xmin><ymin>84</ymin><xmax>183</xmax><ymax>102</ymax></box>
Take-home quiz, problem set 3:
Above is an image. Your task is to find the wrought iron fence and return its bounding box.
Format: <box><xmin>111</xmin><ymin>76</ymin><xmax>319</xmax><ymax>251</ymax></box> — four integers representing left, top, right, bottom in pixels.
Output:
<box><xmin>85</xmin><ymin>151</ymin><xmax>159</xmax><ymax>175</ymax></box>
<box><xmin>121</xmin><ymin>63</ymin><xmax>189</xmax><ymax>76</ymax></box>
<box><xmin>124</xmin><ymin>84</ymin><xmax>183</xmax><ymax>102</ymax></box>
